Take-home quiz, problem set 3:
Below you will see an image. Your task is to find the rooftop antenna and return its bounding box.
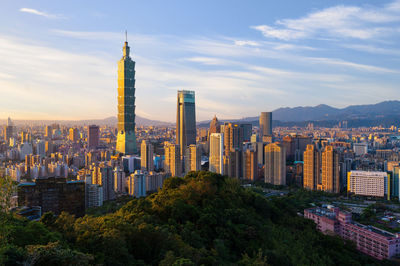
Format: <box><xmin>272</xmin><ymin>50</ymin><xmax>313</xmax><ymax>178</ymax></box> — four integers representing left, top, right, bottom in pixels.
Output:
<box><xmin>125</xmin><ymin>30</ymin><xmax>128</xmax><ymax>43</ymax></box>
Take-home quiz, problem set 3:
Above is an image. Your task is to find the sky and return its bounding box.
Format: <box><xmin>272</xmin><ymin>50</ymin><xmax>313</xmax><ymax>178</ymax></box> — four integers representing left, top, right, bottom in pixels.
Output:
<box><xmin>0</xmin><ymin>0</ymin><xmax>400</xmax><ymax>122</ymax></box>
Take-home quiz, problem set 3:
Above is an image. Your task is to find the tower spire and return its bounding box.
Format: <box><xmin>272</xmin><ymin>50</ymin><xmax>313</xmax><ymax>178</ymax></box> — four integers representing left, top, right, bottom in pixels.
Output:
<box><xmin>125</xmin><ymin>30</ymin><xmax>128</xmax><ymax>43</ymax></box>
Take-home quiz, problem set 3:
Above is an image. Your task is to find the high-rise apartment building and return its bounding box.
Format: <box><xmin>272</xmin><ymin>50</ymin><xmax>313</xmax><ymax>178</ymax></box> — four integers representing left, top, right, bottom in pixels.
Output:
<box><xmin>164</xmin><ymin>142</ymin><xmax>182</xmax><ymax>177</ymax></box>
<box><xmin>321</xmin><ymin>146</ymin><xmax>340</xmax><ymax>193</ymax></box>
<box><xmin>303</xmin><ymin>144</ymin><xmax>321</xmax><ymax>190</ymax></box>
<box><xmin>265</xmin><ymin>142</ymin><xmax>286</xmax><ymax>185</ymax></box>
<box><xmin>185</xmin><ymin>144</ymin><xmax>201</xmax><ymax>173</ymax></box>
<box><xmin>140</xmin><ymin>140</ymin><xmax>154</xmax><ymax>171</ymax></box>
<box><xmin>259</xmin><ymin>112</ymin><xmax>272</xmax><ymax>136</ymax></box>
<box><xmin>176</xmin><ymin>90</ymin><xmax>196</xmax><ymax>157</ymax></box>
<box><xmin>128</xmin><ymin>170</ymin><xmax>146</xmax><ymax>198</ymax></box>
<box><xmin>88</xmin><ymin>125</ymin><xmax>99</xmax><ymax>149</ymax></box>
<box><xmin>116</xmin><ymin>39</ymin><xmax>137</xmax><ymax>155</ymax></box>
<box><xmin>224</xmin><ymin>149</ymin><xmax>242</xmax><ymax>178</ymax></box>
<box><xmin>209</xmin><ymin>133</ymin><xmax>224</xmax><ymax>174</ymax></box>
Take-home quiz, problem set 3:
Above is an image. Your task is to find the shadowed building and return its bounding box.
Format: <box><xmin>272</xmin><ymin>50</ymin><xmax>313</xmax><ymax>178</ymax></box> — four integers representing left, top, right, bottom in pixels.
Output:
<box><xmin>116</xmin><ymin>37</ymin><xmax>137</xmax><ymax>155</ymax></box>
<box><xmin>259</xmin><ymin>112</ymin><xmax>272</xmax><ymax>137</ymax></box>
<box><xmin>88</xmin><ymin>125</ymin><xmax>99</xmax><ymax>149</ymax></box>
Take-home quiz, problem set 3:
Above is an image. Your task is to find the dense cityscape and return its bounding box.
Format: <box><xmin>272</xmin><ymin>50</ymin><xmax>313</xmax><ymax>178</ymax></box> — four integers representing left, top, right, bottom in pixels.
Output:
<box><xmin>2</xmin><ymin>1</ymin><xmax>400</xmax><ymax>265</ymax></box>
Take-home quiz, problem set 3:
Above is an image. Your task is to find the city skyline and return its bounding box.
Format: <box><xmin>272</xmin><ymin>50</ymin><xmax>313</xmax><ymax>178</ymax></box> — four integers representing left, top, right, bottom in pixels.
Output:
<box><xmin>1</xmin><ymin>0</ymin><xmax>400</xmax><ymax>122</ymax></box>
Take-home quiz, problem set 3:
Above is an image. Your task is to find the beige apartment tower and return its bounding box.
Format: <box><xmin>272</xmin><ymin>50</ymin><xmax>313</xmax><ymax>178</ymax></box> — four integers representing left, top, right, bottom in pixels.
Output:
<box><xmin>321</xmin><ymin>145</ymin><xmax>340</xmax><ymax>193</ymax></box>
<box><xmin>164</xmin><ymin>142</ymin><xmax>182</xmax><ymax>177</ymax></box>
<box><xmin>303</xmin><ymin>144</ymin><xmax>320</xmax><ymax>190</ymax></box>
<box><xmin>185</xmin><ymin>144</ymin><xmax>201</xmax><ymax>174</ymax></box>
<box><xmin>265</xmin><ymin>142</ymin><xmax>286</xmax><ymax>185</ymax></box>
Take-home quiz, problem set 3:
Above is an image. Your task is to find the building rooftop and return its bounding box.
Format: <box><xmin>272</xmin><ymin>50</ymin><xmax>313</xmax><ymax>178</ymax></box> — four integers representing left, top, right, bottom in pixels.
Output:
<box><xmin>306</xmin><ymin>207</ymin><xmax>337</xmax><ymax>220</ymax></box>
<box><xmin>352</xmin><ymin>222</ymin><xmax>398</xmax><ymax>238</ymax></box>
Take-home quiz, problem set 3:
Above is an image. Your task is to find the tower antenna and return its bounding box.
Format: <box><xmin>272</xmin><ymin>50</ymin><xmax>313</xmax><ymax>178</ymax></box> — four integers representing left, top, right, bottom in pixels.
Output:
<box><xmin>125</xmin><ymin>30</ymin><xmax>127</xmax><ymax>42</ymax></box>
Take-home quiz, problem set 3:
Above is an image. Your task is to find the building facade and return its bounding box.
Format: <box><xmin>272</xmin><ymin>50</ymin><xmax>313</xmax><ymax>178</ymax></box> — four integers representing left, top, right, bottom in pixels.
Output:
<box><xmin>209</xmin><ymin>133</ymin><xmax>224</xmax><ymax>174</ymax></box>
<box><xmin>141</xmin><ymin>140</ymin><xmax>154</xmax><ymax>171</ymax></box>
<box><xmin>259</xmin><ymin>112</ymin><xmax>272</xmax><ymax>137</ymax></box>
<box><xmin>305</xmin><ymin>206</ymin><xmax>400</xmax><ymax>260</ymax></box>
<box><xmin>176</xmin><ymin>90</ymin><xmax>196</xmax><ymax>158</ymax></box>
<box><xmin>116</xmin><ymin>39</ymin><xmax>137</xmax><ymax>155</ymax></box>
<box><xmin>265</xmin><ymin>142</ymin><xmax>286</xmax><ymax>185</ymax></box>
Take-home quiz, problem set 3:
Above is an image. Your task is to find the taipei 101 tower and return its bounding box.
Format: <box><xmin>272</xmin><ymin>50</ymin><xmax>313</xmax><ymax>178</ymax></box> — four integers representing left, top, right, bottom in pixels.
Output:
<box><xmin>116</xmin><ymin>32</ymin><xmax>137</xmax><ymax>154</ymax></box>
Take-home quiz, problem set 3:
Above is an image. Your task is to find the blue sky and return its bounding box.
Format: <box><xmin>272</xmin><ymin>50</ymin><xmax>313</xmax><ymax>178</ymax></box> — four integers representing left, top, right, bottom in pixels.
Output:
<box><xmin>0</xmin><ymin>0</ymin><xmax>400</xmax><ymax>122</ymax></box>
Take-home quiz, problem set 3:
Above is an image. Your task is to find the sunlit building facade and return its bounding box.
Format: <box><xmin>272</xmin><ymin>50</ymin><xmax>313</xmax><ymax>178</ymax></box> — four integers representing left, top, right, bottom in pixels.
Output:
<box><xmin>116</xmin><ymin>39</ymin><xmax>137</xmax><ymax>155</ymax></box>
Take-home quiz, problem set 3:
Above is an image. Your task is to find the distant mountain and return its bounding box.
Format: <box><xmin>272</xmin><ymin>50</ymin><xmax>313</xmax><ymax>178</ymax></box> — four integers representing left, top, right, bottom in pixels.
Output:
<box><xmin>272</xmin><ymin>101</ymin><xmax>400</xmax><ymax>122</ymax></box>
<box><xmin>197</xmin><ymin>100</ymin><xmax>400</xmax><ymax>128</ymax></box>
<box><xmin>0</xmin><ymin>116</ymin><xmax>172</xmax><ymax>127</ymax></box>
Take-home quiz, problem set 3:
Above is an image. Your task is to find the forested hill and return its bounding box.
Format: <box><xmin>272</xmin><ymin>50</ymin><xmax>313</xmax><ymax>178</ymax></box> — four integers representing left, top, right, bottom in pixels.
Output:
<box><xmin>0</xmin><ymin>172</ymin><xmax>394</xmax><ymax>265</ymax></box>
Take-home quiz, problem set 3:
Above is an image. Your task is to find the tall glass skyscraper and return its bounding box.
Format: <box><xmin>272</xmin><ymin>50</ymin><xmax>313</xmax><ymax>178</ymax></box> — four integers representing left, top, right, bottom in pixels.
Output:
<box><xmin>116</xmin><ymin>39</ymin><xmax>137</xmax><ymax>155</ymax></box>
<box><xmin>176</xmin><ymin>90</ymin><xmax>196</xmax><ymax>157</ymax></box>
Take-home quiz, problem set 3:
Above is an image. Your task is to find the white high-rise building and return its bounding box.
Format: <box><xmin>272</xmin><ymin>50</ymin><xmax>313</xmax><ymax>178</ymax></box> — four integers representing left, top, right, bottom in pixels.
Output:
<box><xmin>209</xmin><ymin>133</ymin><xmax>224</xmax><ymax>174</ymax></box>
<box><xmin>348</xmin><ymin>171</ymin><xmax>387</xmax><ymax>197</ymax></box>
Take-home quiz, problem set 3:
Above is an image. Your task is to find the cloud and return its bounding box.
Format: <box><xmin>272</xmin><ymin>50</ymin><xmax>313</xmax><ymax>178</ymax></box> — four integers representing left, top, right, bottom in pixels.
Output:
<box><xmin>19</xmin><ymin>8</ymin><xmax>63</xmax><ymax>19</ymax></box>
<box><xmin>234</xmin><ymin>40</ymin><xmax>260</xmax><ymax>46</ymax></box>
<box><xmin>252</xmin><ymin>1</ymin><xmax>400</xmax><ymax>40</ymax></box>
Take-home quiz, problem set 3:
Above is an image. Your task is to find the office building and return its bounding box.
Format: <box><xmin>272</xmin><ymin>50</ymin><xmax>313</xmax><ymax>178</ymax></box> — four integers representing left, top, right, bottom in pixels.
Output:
<box><xmin>176</xmin><ymin>90</ymin><xmax>196</xmax><ymax>157</ymax></box>
<box><xmin>88</xmin><ymin>125</ymin><xmax>99</xmax><ymax>149</ymax></box>
<box><xmin>164</xmin><ymin>142</ymin><xmax>182</xmax><ymax>177</ymax></box>
<box><xmin>265</xmin><ymin>142</ymin><xmax>286</xmax><ymax>185</ymax></box>
<box><xmin>321</xmin><ymin>146</ymin><xmax>340</xmax><ymax>193</ymax></box>
<box><xmin>116</xmin><ymin>38</ymin><xmax>137</xmax><ymax>155</ymax></box>
<box><xmin>140</xmin><ymin>140</ymin><xmax>154</xmax><ymax>171</ymax></box>
<box><xmin>348</xmin><ymin>171</ymin><xmax>387</xmax><ymax>197</ymax></box>
<box><xmin>303</xmin><ymin>144</ymin><xmax>321</xmax><ymax>190</ymax></box>
<box><xmin>259</xmin><ymin>112</ymin><xmax>272</xmax><ymax>136</ymax></box>
<box><xmin>209</xmin><ymin>133</ymin><xmax>224</xmax><ymax>174</ymax></box>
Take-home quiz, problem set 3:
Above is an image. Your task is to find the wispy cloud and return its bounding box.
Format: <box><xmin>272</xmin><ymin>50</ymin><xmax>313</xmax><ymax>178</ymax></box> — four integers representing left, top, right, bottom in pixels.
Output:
<box><xmin>19</xmin><ymin>8</ymin><xmax>63</xmax><ymax>19</ymax></box>
<box><xmin>252</xmin><ymin>1</ymin><xmax>400</xmax><ymax>40</ymax></box>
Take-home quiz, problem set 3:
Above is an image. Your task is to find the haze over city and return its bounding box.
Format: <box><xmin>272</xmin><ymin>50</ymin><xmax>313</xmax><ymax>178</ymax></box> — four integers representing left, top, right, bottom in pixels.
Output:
<box><xmin>1</xmin><ymin>0</ymin><xmax>400</xmax><ymax>121</ymax></box>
